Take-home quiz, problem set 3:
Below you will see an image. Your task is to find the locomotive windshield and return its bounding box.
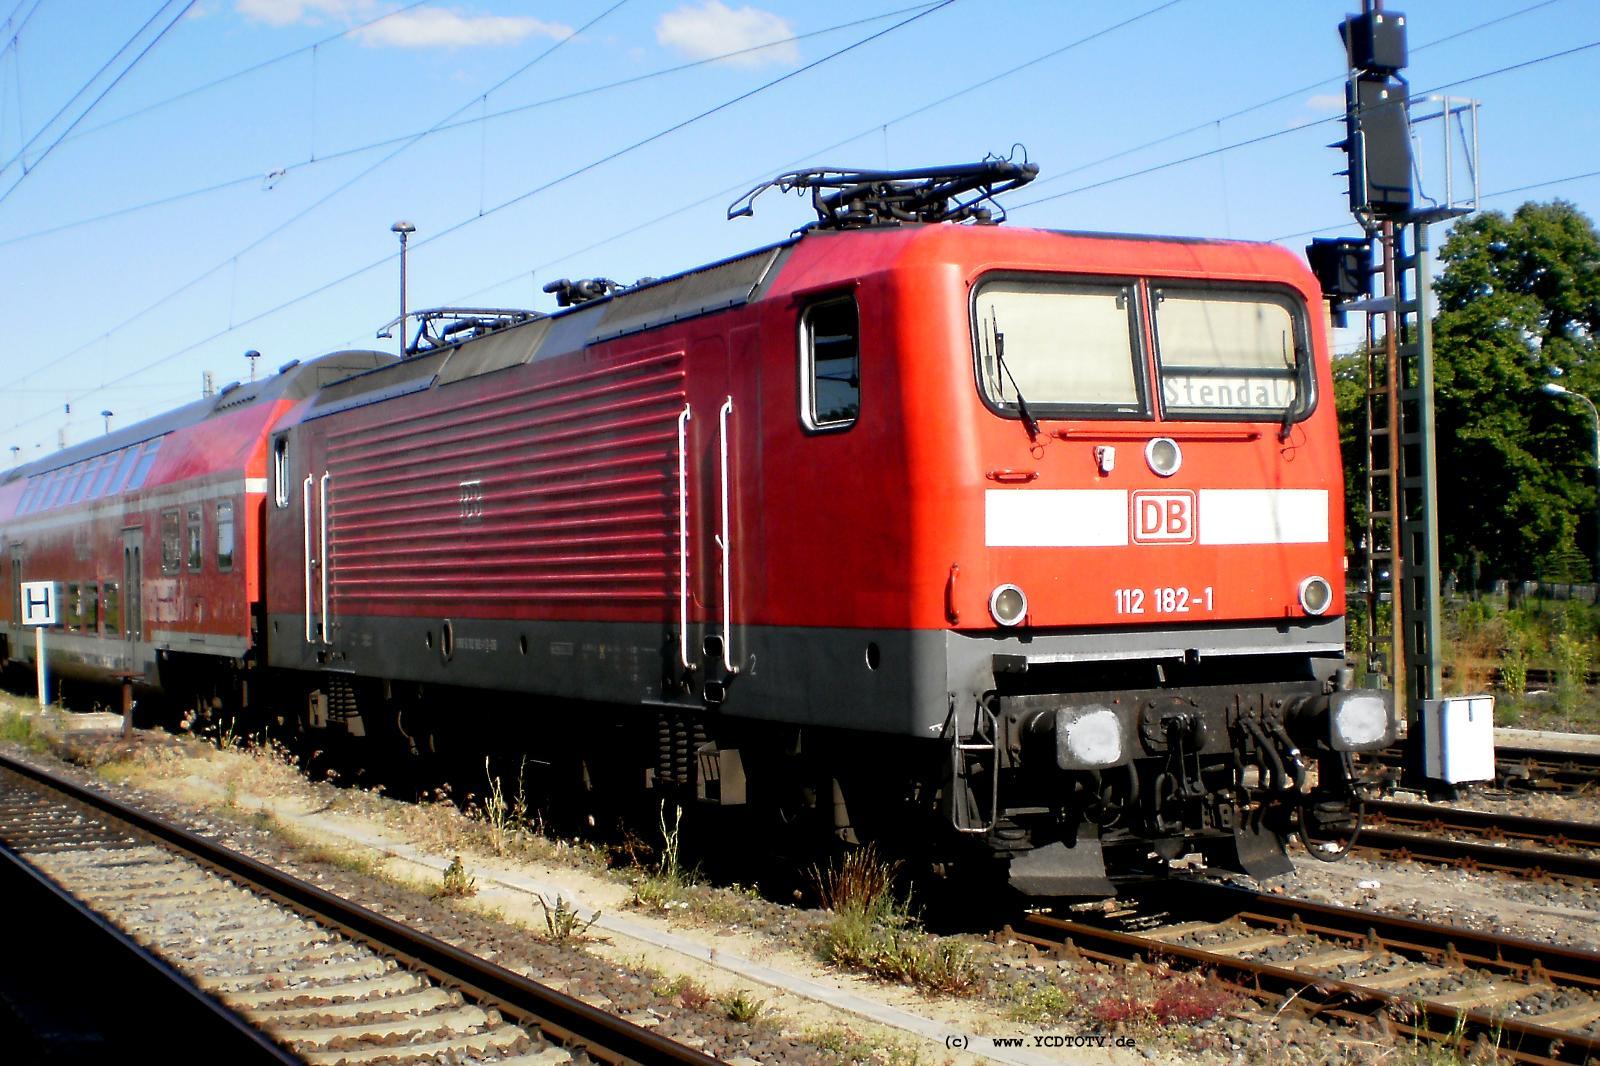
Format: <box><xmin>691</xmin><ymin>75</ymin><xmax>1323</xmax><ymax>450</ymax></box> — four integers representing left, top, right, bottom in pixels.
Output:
<box><xmin>974</xmin><ymin>278</ymin><xmax>1145</xmax><ymax>415</ymax></box>
<box><xmin>1153</xmin><ymin>286</ymin><xmax>1305</xmax><ymax>418</ymax></box>
<box><xmin>972</xmin><ymin>276</ymin><xmax>1310</xmax><ymax>422</ymax></box>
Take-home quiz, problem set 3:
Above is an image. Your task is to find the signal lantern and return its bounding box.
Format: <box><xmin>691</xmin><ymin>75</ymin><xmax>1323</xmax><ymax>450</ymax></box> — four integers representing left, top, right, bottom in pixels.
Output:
<box><xmin>1335</xmin><ymin>11</ymin><xmax>1412</xmax><ymax>221</ymax></box>
<box><xmin>1306</xmin><ymin>236</ymin><xmax>1373</xmax><ymax>327</ymax></box>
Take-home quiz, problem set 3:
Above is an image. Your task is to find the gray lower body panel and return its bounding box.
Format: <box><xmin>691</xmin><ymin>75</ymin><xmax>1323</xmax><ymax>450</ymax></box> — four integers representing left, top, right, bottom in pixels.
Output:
<box><xmin>2</xmin><ymin>625</ymin><xmax>161</xmax><ymax>688</ymax></box>
<box><xmin>267</xmin><ymin>613</ymin><xmax>1344</xmax><ymax>738</ymax></box>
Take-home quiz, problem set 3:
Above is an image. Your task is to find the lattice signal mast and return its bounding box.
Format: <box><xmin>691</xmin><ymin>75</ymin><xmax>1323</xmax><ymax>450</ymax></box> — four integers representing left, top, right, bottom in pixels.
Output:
<box><xmin>1308</xmin><ymin>3</ymin><xmax>1477</xmax><ymax>757</ymax></box>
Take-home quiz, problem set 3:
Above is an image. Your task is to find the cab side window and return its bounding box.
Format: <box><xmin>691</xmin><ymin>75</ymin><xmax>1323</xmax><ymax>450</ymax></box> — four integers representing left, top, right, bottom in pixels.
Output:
<box><xmin>273</xmin><ymin>437</ymin><xmax>290</xmax><ymax>508</ymax></box>
<box><xmin>799</xmin><ymin>296</ymin><xmax>860</xmax><ymax>431</ymax></box>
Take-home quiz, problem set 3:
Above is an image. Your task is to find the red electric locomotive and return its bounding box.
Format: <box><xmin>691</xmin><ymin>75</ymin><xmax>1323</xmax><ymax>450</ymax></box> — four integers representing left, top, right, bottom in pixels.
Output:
<box><xmin>1</xmin><ymin>164</ymin><xmax>1393</xmax><ymax>894</ymax></box>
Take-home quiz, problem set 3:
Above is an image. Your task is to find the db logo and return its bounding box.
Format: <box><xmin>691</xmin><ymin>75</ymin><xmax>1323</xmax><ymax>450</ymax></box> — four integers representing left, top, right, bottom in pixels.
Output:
<box><xmin>1131</xmin><ymin>490</ymin><xmax>1195</xmax><ymax>544</ymax></box>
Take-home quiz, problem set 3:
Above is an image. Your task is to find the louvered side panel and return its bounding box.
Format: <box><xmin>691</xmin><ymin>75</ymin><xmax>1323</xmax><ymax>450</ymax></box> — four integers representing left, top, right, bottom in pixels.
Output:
<box><xmin>323</xmin><ymin>351</ymin><xmax>686</xmax><ymax>614</ymax></box>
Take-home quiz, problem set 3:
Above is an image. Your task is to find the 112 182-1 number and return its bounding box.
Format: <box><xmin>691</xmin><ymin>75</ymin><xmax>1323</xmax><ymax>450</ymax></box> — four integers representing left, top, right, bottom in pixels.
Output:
<box><xmin>1114</xmin><ymin>586</ymin><xmax>1214</xmax><ymax>615</ymax></box>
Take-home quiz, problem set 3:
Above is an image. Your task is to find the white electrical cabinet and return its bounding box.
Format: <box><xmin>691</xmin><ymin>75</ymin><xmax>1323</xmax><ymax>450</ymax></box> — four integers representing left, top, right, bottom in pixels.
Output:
<box><xmin>1421</xmin><ymin>695</ymin><xmax>1496</xmax><ymax>784</ymax></box>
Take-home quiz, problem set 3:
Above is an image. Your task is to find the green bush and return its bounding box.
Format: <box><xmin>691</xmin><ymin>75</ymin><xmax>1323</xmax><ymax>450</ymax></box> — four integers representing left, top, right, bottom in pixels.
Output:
<box><xmin>1553</xmin><ymin>632</ymin><xmax>1592</xmax><ymax>716</ymax></box>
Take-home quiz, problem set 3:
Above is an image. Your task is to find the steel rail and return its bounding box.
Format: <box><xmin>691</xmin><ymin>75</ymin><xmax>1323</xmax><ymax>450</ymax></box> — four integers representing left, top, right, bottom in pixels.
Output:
<box><xmin>0</xmin><ymin>750</ymin><xmax>721</xmax><ymax>1066</ymax></box>
<box><xmin>1349</xmin><ymin>826</ymin><xmax>1600</xmax><ymax>883</ymax></box>
<box><xmin>1497</xmin><ymin>745</ymin><xmax>1600</xmax><ymax>791</ymax></box>
<box><xmin>1363</xmin><ymin>743</ymin><xmax>1600</xmax><ymax>792</ymax></box>
<box><xmin>1014</xmin><ymin>879</ymin><xmax>1600</xmax><ymax>1064</ymax></box>
<box><xmin>0</xmin><ymin>842</ymin><xmax>300</xmax><ymax>1063</ymax></box>
<box><xmin>1360</xmin><ymin>798</ymin><xmax>1600</xmax><ymax>849</ymax></box>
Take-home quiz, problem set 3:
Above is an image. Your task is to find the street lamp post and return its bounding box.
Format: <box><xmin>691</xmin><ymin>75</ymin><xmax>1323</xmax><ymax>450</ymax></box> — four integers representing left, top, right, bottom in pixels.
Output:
<box><xmin>391</xmin><ymin>221</ymin><xmax>416</xmax><ymax>357</ymax></box>
<box><xmin>101</xmin><ymin>410</ymin><xmax>113</xmax><ymax>435</ymax></box>
<box><xmin>1543</xmin><ymin>382</ymin><xmax>1600</xmax><ymax>581</ymax></box>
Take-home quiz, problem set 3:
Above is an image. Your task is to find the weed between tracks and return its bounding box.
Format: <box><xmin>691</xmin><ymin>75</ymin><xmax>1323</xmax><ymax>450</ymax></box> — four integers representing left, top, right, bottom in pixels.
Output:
<box><xmin>435</xmin><ymin>855</ymin><xmax>478</xmax><ymax>899</ymax></box>
<box><xmin>810</xmin><ymin>846</ymin><xmax>979</xmax><ymax>995</ymax></box>
<box><xmin>534</xmin><ymin>893</ymin><xmax>602</xmax><ymax>945</ymax></box>
<box><xmin>803</xmin><ymin>1024</ymin><xmax>925</xmax><ymax>1065</ymax></box>
<box><xmin>0</xmin><ymin>705</ymin><xmax>46</xmax><ymax>752</ymax></box>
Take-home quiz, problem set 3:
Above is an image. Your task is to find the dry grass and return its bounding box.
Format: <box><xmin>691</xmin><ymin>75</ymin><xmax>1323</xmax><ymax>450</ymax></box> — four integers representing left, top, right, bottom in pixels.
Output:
<box><xmin>809</xmin><ymin>845</ymin><xmax>979</xmax><ymax>995</ymax></box>
<box><xmin>434</xmin><ymin>855</ymin><xmax>477</xmax><ymax>899</ymax></box>
<box><xmin>803</xmin><ymin>1024</ymin><xmax>925</xmax><ymax>1066</ymax></box>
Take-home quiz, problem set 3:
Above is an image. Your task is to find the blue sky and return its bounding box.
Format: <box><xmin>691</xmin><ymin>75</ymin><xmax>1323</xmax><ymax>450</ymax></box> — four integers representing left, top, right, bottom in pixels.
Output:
<box><xmin>1</xmin><ymin>0</ymin><xmax>1595</xmax><ymax>460</ymax></box>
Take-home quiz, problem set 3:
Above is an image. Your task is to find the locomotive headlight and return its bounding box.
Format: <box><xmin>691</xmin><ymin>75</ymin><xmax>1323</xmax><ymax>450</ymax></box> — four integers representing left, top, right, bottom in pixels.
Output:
<box><xmin>1298</xmin><ymin>575</ymin><xmax>1333</xmax><ymax>616</ymax></box>
<box><xmin>989</xmin><ymin>583</ymin><xmax>1028</xmax><ymax>627</ymax></box>
<box><xmin>1054</xmin><ymin>705</ymin><xmax>1128</xmax><ymax>770</ymax></box>
<box><xmin>1145</xmin><ymin>437</ymin><xmax>1182</xmax><ymax>477</ymax></box>
<box><xmin>1328</xmin><ymin>690</ymin><xmax>1395</xmax><ymax>751</ymax></box>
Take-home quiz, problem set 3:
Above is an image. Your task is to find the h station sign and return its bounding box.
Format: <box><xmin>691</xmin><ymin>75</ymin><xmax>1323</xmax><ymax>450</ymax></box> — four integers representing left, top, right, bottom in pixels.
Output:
<box><xmin>19</xmin><ymin>580</ymin><xmax>57</xmax><ymax>708</ymax></box>
<box><xmin>20</xmin><ymin>581</ymin><xmax>57</xmax><ymax>626</ymax></box>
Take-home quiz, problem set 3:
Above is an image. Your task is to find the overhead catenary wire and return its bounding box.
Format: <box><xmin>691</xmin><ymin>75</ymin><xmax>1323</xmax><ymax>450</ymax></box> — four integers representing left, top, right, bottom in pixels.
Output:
<box><xmin>8</xmin><ymin>4</ymin><xmax>1594</xmax><ymax>439</ymax></box>
<box><xmin>1008</xmin><ymin>37</ymin><xmax>1600</xmax><ymax>216</ymax></box>
<box><xmin>1</xmin><ymin>0</ymin><xmax>45</xmax><ymax>41</ymax></box>
<box><xmin>0</xmin><ymin>0</ymin><xmax>196</xmax><ymax>202</ymax></box>
<box><xmin>0</xmin><ymin>1</ymin><xmax>634</xmax><ymax>396</ymax></box>
<box><xmin>438</xmin><ymin>0</ymin><xmax>1191</xmax><ymax>311</ymax></box>
<box><xmin>62</xmin><ymin>1</ymin><xmax>434</xmax><ymax>149</ymax></box>
<box><xmin>0</xmin><ymin>1</ymin><xmax>942</xmax><ymax>251</ymax></box>
<box><xmin>0</xmin><ymin>0</ymin><xmax>186</xmax><ymax>182</ymax></box>
<box><xmin>441</xmin><ymin>0</ymin><xmax>1563</xmax><ymax>311</ymax></box>
<box><xmin>3</xmin><ymin>0</ymin><xmax>958</xmax><ymax>437</ymax></box>
<box><xmin>1271</xmin><ymin>169</ymin><xmax>1600</xmax><ymax>244</ymax></box>
<box><xmin>1016</xmin><ymin>0</ymin><xmax>1567</xmax><ymax>197</ymax></box>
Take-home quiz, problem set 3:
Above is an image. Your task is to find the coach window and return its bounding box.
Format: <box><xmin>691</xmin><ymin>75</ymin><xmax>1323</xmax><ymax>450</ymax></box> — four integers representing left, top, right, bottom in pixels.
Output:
<box><xmin>64</xmin><ymin>457</ymin><xmax>93</xmax><ymax>505</ymax></box>
<box><xmin>128</xmin><ymin>438</ymin><xmax>162</xmax><ymax>489</ymax></box>
<box><xmin>109</xmin><ymin>446</ymin><xmax>139</xmax><ymax>493</ymax></box>
<box><xmin>186</xmin><ymin>506</ymin><xmax>204</xmax><ymax>571</ymax></box>
<box><xmin>65</xmin><ymin>583</ymin><xmax>81</xmax><ymax>630</ymax></box>
<box><xmin>83</xmin><ymin>582</ymin><xmax>99</xmax><ymax>634</ymax></box>
<box><xmin>216</xmin><ymin>500</ymin><xmax>235</xmax><ymax>571</ymax></box>
<box><xmin>104</xmin><ymin>583</ymin><xmax>121</xmax><ymax>636</ymax></box>
<box><xmin>161</xmin><ymin>509</ymin><xmax>181</xmax><ymax>573</ymax></box>
<box><xmin>273</xmin><ymin>437</ymin><xmax>290</xmax><ymax>508</ymax></box>
<box><xmin>40</xmin><ymin>468</ymin><xmax>67</xmax><ymax>511</ymax></box>
<box><xmin>973</xmin><ymin>277</ymin><xmax>1146</xmax><ymax>418</ymax></box>
<box><xmin>800</xmin><ymin>296</ymin><xmax>859</xmax><ymax>430</ymax></box>
<box><xmin>88</xmin><ymin>451</ymin><xmax>119</xmax><ymax>498</ymax></box>
<box><xmin>1152</xmin><ymin>286</ymin><xmax>1310</xmax><ymax>421</ymax></box>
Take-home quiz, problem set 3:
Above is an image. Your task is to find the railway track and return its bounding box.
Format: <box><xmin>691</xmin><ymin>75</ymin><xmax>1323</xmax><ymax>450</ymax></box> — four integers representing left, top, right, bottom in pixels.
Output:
<box><xmin>1362</xmin><ymin>744</ymin><xmax>1600</xmax><ymax>793</ymax></box>
<box><xmin>1008</xmin><ymin>879</ymin><xmax>1600</xmax><ymax>1064</ymax></box>
<box><xmin>1342</xmin><ymin>798</ymin><xmax>1600</xmax><ymax>884</ymax></box>
<box><xmin>0</xmin><ymin>750</ymin><xmax>719</xmax><ymax>1066</ymax></box>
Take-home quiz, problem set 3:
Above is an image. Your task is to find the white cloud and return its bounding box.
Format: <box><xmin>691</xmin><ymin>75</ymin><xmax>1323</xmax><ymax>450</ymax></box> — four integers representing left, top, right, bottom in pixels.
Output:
<box><xmin>353</xmin><ymin>8</ymin><xmax>571</xmax><ymax>48</ymax></box>
<box><xmin>235</xmin><ymin>0</ymin><xmax>368</xmax><ymax>28</ymax></box>
<box><xmin>236</xmin><ymin>2</ymin><xmax>569</xmax><ymax>48</ymax></box>
<box><xmin>1305</xmin><ymin>93</ymin><xmax>1346</xmax><ymax>113</ymax></box>
<box><xmin>656</xmin><ymin>1</ymin><xmax>797</xmax><ymax>68</ymax></box>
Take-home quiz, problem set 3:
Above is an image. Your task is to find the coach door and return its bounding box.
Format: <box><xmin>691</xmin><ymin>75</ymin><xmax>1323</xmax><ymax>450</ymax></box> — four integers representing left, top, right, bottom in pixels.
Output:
<box><xmin>121</xmin><ymin>529</ymin><xmax>142</xmax><ymax>648</ymax></box>
<box><xmin>8</xmin><ymin>545</ymin><xmax>20</xmax><ymax>644</ymax></box>
<box><xmin>302</xmin><ymin>440</ymin><xmax>331</xmax><ymax>647</ymax></box>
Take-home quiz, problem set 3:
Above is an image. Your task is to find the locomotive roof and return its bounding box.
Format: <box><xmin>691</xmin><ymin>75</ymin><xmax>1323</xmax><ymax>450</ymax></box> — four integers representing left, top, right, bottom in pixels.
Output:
<box><xmin>5</xmin><ymin>222</ymin><xmax>1310</xmax><ymax>467</ymax></box>
<box><xmin>2</xmin><ymin>349</ymin><xmax>393</xmax><ymax>483</ymax></box>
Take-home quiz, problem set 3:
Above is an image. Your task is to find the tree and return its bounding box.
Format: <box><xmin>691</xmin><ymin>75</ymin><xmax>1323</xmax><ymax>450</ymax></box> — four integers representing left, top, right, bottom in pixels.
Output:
<box><xmin>1431</xmin><ymin>200</ymin><xmax>1600</xmax><ymax>581</ymax></box>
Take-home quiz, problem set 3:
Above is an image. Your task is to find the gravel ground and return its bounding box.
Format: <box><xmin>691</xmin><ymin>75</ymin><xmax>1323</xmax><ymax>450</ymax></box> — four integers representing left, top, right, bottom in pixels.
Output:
<box><xmin>0</xmin><ymin>728</ymin><xmax>836</xmax><ymax>1066</ymax></box>
<box><xmin>8</xmin><ymin>698</ymin><xmax>1600</xmax><ymax>1065</ymax></box>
